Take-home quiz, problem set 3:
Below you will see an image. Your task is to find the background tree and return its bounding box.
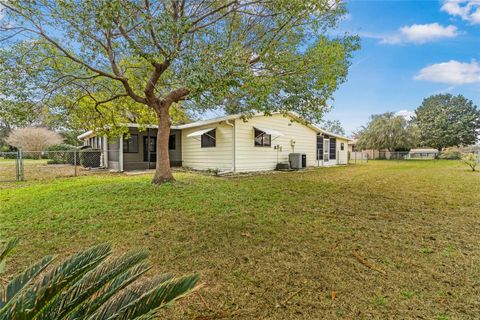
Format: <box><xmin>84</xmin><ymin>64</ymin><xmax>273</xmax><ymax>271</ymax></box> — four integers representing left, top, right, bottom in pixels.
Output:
<box><xmin>0</xmin><ymin>0</ymin><xmax>358</xmax><ymax>184</ymax></box>
<box><xmin>0</xmin><ymin>99</ymin><xmax>40</xmax><ymax>151</ymax></box>
<box><xmin>0</xmin><ymin>94</ymin><xmax>80</xmax><ymax>148</ymax></box>
<box><xmin>356</xmin><ymin>112</ymin><xmax>418</xmax><ymax>151</ymax></box>
<box><xmin>321</xmin><ymin>119</ymin><xmax>345</xmax><ymax>135</ymax></box>
<box><xmin>5</xmin><ymin>127</ymin><xmax>63</xmax><ymax>154</ymax></box>
<box><xmin>415</xmin><ymin>94</ymin><xmax>480</xmax><ymax>150</ymax></box>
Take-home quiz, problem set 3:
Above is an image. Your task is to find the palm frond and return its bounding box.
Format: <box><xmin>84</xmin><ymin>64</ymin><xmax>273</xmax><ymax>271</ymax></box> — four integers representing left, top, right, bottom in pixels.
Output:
<box><xmin>0</xmin><ymin>244</ymin><xmax>112</xmax><ymax>320</ymax></box>
<box><xmin>88</xmin><ymin>274</ymin><xmax>175</xmax><ymax>320</ymax></box>
<box><xmin>0</xmin><ymin>255</ymin><xmax>54</xmax><ymax>309</ymax></box>
<box><xmin>39</xmin><ymin>250</ymin><xmax>149</xmax><ymax>320</ymax></box>
<box><xmin>100</xmin><ymin>274</ymin><xmax>200</xmax><ymax>320</ymax></box>
<box><xmin>0</xmin><ymin>241</ymin><xmax>200</xmax><ymax>320</ymax></box>
<box><xmin>68</xmin><ymin>261</ymin><xmax>151</xmax><ymax>320</ymax></box>
<box><xmin>131</xmin><ymin>311</ymin><xmax>157</xmax><ymax>320</ymax></box>
<box><xmin>0</xmin><ymin>238</ymin><xmax>19</xmax><ymax>275</ymax></box>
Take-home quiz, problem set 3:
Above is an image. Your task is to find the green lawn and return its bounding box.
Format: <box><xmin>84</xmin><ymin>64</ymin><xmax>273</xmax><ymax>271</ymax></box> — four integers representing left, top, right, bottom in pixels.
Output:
<box><xmin>1</xmin><ymin>161</ymin><xmax>479</xmax><ymax>319</ymax></box>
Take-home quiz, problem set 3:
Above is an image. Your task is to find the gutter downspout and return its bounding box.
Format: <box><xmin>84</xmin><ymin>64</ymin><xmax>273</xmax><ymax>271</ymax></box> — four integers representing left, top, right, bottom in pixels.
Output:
<box><xmin>119</xmin><ymin>135</ymin><xmax>124</xmax><ymax>172</ymax></box>
<box><xmin>225</xmin><ymin>120</ymin><xmax>236</xmax><ymax>173</ymax></box>
<box><xmin>103</xmin><ymin>136</ymin><xmax>108</xmax><ymax>168</ymax></box>
<box><xmin>147</xmin><ymin>128</ymin><xmax>151</xmax><ymax>170</ymax></box>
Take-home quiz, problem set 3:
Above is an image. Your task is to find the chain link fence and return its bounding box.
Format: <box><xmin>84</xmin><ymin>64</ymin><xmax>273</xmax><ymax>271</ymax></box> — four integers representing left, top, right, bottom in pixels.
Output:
<box><xmin>0</xmin><ymin>152</ymin><xmax>23</xmax><ymax>182</ymax></box>
<box><xmin>0</xmin><ymin>149</ymin><xmax>111</xmax><ymax>182</ymax></box>
<box><xmin>348</xmin><ymin>151</ymin><xmax>369</xmax><ymax>164</ymax></box>
<box><xmin>353</xmin><ymin>149</ymin><xmax>480</xmax><ymax>161</ymax></box>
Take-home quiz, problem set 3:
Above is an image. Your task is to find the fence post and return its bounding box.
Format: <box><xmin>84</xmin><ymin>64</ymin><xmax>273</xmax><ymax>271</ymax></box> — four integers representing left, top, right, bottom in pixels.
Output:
<box><xmin>18</xmin><ymin>150</ymin><xmax>24</xmax><ymax>181</ymax></box>
<box><xmin>15</xmin><ymin>151</ymin><xmax>19</xmax><ymax>181</ymax></box>
<box><xmin>74</xmin><ymin>150</ymin><xmax>77</xmax><ymax>177</ymax></box>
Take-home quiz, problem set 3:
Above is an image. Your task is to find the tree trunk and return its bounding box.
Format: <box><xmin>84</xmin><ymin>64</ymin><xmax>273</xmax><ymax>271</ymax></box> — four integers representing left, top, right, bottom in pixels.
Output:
<box><xmin>152</xmin><ymin>107</ymin><xmax>174</xmax><ymax>184</ymax></box>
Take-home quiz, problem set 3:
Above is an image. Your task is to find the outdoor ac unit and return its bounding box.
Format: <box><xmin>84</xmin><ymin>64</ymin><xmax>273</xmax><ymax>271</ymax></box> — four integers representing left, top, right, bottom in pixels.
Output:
<box><xmin>289</xmin><ymin>153</ymin><xmax>303</xmax><ymax>169</ymax></box>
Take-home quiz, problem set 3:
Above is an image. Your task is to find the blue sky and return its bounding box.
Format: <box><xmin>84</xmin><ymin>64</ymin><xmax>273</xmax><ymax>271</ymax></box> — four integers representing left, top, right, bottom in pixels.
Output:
<box><xmin>325</xmin><ymin>0</ymin><xmax>480</xmax><ymax>134</ymax></box>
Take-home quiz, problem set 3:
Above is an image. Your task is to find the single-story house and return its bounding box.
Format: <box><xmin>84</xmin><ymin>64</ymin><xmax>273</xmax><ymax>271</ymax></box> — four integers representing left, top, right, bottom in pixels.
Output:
<box><xmin>78</xmin><ymin>112</ymin><xmax>351</xmax><ymax>173</ymax></box>
<box><xmin>347</xmin><ymin>139</ymin><xmax>358</xmax><ymax>153</ymax></box>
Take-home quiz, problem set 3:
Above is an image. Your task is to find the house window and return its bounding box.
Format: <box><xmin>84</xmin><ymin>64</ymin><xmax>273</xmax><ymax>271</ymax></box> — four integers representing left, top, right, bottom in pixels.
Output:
<box><xmin>254</xmin><ymin>128</ymin><xmax>271</xmax><ymax>147</ymax></box>
<box><xmin>201</xmin><ymin>129</ymin><xmax>216</xmax><ymax>148</ymax></box>
<box><xmin>329</xmin><ymin>138</ymin><xmax>336</xmax><ymax>160</ymax></box>
<box><xmin>169</xmin><ymin>134</ymin><xmax>176</xmax><ymax>150</ymax></box>
<box><xmin>123</xmin><ymin>134</ymin><xmax>138</xmax><ymax>153</ymax></box>
<box><xmin>341</xmin><ymin>142</ymin><xmax>345</xmax><ymax>151</ymax></box>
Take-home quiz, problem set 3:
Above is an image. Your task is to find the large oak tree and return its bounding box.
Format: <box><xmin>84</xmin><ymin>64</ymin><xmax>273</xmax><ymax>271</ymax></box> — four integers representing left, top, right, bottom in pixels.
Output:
<box><xmin>415</xmin><ymin>94</ymin><xmax>480</xmax><ymax>150</ymax></box>
<box><xmin>0</xmin><ymin>0</ymin><xmax>358</xmax><ymax>184</ymax></box>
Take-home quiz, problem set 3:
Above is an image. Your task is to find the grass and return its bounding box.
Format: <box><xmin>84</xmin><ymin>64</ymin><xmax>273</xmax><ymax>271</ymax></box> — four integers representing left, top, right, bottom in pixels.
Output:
<box><xmin>0</xmin><ymin>157</ymin><xmax>111</xmax><ymax>182</ymax></box>
<box><xmin>1</xmin><ymin>160</ymin><xmax>479</xmax><ymax>319</ymax></box>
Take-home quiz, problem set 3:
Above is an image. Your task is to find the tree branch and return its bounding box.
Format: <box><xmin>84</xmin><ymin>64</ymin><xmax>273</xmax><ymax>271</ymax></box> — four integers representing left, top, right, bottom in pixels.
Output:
<box><xmin>95</xmin><ymin>94</ymin><xmax>129</xmax><ymax>107</ymax></box>
<box><xmin>162</xmin><ymin>88</ymin><xmax>190</xmax><ymax>106</ymax></box>
<box><xmin>145</xmin><ymin>60</ymin><xmax>171</xmax><ymax>101</ymax></box>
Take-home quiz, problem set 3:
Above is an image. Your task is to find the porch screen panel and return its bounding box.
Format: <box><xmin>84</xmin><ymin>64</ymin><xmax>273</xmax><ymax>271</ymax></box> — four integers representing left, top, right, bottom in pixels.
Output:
<box><xmin>329</xmin><ymin>138</ymin><xmax>336</xmax><ymax>160</ymax></box>
<box><xmin>316</xmin><ymin>136</ymin><xmax>324</xmax><ymax>160</ymax></box>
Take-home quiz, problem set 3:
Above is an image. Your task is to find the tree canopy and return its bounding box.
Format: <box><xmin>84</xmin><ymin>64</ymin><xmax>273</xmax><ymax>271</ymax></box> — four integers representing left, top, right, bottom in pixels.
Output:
<box><xmin>415</xmin><ymin>94</ymin><xmax>480</xmax><ymax>150</ymax></box>
<box><xmin>356</xmin><ymin>112</ymin><xmax>418</xmax><ymax>151</ymax></box>
<box><xmin>321</xmin><ymin>119</ymin><xmax>345</xmax><ymax>135</ymax></box>
<box><xmin>5</xmin><ymin>127</ymin><xmax>63</xmax><ymax>153</ymax></box>
<box><xmin>0</xmin><ymin>0</ymin><xmax>359</xmax><ymax>183</ymax></box>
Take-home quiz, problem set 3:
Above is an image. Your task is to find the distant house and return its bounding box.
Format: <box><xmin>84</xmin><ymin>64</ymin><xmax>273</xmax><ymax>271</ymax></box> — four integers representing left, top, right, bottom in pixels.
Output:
<box><xmin>347</xmin><ymin>139</ymin><xmax>358</xmax><ymax>153</ymax></box>
<box><xmin>78</xmin><ymin>112</ymin><xmax>351</xmax><ymax>173</ymax></box>
<box><xmin>408</xmin><ymin>148</ymin><xmax>439</xmax><ymax>159</ymax></box>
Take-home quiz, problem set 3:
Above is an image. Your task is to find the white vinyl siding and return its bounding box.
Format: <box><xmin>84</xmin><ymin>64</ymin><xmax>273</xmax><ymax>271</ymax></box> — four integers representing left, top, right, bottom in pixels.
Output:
<box><xmin>181</xmin><ymin>122</ymin><xmax>233</xmax><ymax>171</ymax></box>
<box><xmin>234</xmin><ymin>114</ymin><xmax>317</xmax><ymax>172</ymax></box>
<box><xmin>172</xmin><ymin>113</ymin><xmax>349</xmax><ymax>172</ymax></box>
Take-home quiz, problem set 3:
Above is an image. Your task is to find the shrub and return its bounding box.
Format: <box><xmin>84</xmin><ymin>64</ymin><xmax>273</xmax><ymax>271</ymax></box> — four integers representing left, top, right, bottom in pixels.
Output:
<box><xmin>47</xmin><ymin>143</ymin><xmax>77</xmax><ymax>152</ymax></box>
<box><xmin>461</xmin><ymin>153</ymin><xmax>478</xmax><ymax>171</ymax></box>
<box><xmin>438</xmin><ymin>149</ymin><xmax>462</xmax><ymax>160</ymax></box>
<box><xmin>1</xmin><ymin>152</ymin><xmax>17</xmax><ymax>159</ymax></box>
<box><xmin>47</xmin><ymin>144</ymin><xmax>80</xmax><ymax>165</ymax></box>
<box><xmin>0</xmin><ymin>238</ymin><xmax>200</xmax><ymax>319</ymax></box>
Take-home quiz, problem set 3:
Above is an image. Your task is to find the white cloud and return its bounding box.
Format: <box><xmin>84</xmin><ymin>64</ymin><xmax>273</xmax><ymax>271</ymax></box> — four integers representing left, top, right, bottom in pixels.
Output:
<box><xmin>380</xmin><ymin>23</ymin><xmax>459</xmax><ymax>44</ymax></box>
<box><xmin>441</xmin><ymin>0</ymin><xmax>480</xmax><ymax>24</ymax></box>
<box><xmin>395</xmin><ymin>110</ymin><xmax>415</xmax><ymax>121</ymax></box>
<box><xmin>414</xmin><ymin>60</ymin><xmax>480</xmax><ymax>85</ymax></box>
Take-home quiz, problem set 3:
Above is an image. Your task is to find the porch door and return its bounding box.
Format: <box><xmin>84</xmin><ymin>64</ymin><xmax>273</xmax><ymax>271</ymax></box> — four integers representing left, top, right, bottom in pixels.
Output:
<box><xmin>143</xmin><ymin>136</ymin><xmax>156</xmax><ymax>162</ymax></box>
<box><xmin>323</xmin><ymin>139</ymin><xmax>329</xmax><ymax>162</ymax></box>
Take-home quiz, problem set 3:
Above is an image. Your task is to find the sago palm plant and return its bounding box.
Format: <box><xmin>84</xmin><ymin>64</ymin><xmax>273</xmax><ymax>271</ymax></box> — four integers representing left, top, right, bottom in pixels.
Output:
<box><xmin>0</xmin><ymin>238</ymin><xmax>200</xmax><ymax>320</ymax></box>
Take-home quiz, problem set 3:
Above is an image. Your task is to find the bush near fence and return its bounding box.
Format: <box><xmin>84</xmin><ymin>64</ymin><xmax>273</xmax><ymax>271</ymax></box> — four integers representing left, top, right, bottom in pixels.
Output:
<box><xmin>47</xmin><ymin>144</ymin><xmax>80</xmax><ymax>165</ymax></box>
<box><xmin>438</xmin><ymin>150</ymin><xmax>462</xmax><ymax>160</ymax></box>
